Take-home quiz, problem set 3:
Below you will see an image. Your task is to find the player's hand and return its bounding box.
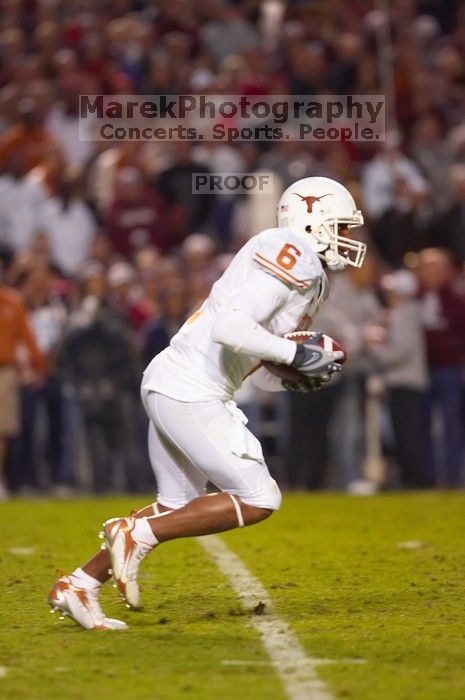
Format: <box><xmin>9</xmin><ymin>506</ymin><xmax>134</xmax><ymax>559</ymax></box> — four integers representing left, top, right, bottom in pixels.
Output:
<box><xmin>290</xmin><ymin>332</ymin><xmax>344</xmax><ymax>379</ymax></box>
<box><xmin>283</xmin><ymin>375</ymin><xmax>331</xmax><ymax>392</ymax></box>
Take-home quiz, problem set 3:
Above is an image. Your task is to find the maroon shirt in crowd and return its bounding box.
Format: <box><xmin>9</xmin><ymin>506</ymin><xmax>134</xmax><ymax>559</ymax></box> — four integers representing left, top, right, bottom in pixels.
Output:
<box><xmin>104</xmin><ymin>190</ymin><xmax>169</xmax><ymax>257</ymax></box>
<box><xmin>418</xmin><ymin>285</ymin><xmax>465</xmax><ymax>367</ymax></box>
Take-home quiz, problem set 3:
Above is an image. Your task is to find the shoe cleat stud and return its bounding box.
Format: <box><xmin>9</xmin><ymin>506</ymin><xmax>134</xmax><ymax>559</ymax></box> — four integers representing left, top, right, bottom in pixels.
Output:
<box><xmin>100</xmin><ymin>544</ymin><xmax>106</xmax><ymax>551</ymax></box>
<box><xmin>107</xmin><ymin>568</ymin><xmax>113</xmax><ymax>575</ymax></box>
<box><xmin>98</xmin><ymin>531</ymin><xmax>104</xmax><ymax>540</ymax></box>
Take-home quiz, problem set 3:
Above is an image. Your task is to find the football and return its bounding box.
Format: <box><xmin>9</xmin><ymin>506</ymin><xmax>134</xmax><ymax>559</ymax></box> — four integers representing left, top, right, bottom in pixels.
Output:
<box><xmin>262</xmin><ymin>331</ymin><xmax>347</xmax><ymax>382</ymax></box>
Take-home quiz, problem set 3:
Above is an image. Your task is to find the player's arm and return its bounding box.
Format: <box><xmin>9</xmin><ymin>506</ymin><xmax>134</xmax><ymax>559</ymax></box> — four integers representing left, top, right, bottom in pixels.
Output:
<box><xmin>212</xmin><ymin>229</ymin><xmax>342</xmax><ymax>374</ymax></box>
<box><xmin>211</xmin><ymin>269</ymin><xmax>297</xmax><ymax>364</ymax></box>
<box><xmin>249</xmin><ymin>365</ymin><xmax>287</xmax><ymax>392</ymax></box>
<box><xmin>212</xmin><ymin>269</ymin><xmax>342</xmax><ymax>378</ymax></box>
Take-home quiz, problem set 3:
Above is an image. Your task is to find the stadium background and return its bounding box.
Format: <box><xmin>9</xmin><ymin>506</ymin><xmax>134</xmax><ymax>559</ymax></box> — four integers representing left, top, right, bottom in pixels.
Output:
<box><xmin>0</xmin><ymin>0</ymin><xmax>465</xmax><ymax>499</ymax></box>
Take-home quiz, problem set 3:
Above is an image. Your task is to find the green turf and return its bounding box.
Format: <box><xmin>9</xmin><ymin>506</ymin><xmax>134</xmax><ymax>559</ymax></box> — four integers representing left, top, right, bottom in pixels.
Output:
<box><xmin>0</xmin><ymin>497</ymin><xmax>283</xmax><ymax>700</ymax></box>
<box><xmin>223</xmin><ymin>493</ymin><xmax>465</xmax><ymax>699</ymax></box>
<box><xmin>1</xmin><ymin>493</ymin><xmax>465</xmax><ymax>699</ymax></box>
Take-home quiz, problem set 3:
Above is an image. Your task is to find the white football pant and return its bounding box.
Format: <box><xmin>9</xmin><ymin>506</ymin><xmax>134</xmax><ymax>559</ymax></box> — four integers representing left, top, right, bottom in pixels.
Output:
<box><xmin>141</xmin><ymin>389</ymin><xmax>282</xmax><ymax>512</ymax></box>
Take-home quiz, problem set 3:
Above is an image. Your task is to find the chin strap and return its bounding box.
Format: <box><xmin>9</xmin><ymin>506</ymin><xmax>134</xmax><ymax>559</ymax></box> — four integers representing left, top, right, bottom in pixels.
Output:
<box><xmin>324</xmin><ymin>249</ymin><xmax>348</xmax><ymax>271</ymax></box>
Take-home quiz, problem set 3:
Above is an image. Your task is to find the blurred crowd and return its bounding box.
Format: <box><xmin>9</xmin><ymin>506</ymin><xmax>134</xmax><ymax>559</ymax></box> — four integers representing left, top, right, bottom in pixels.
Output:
<box><xmin>1</xmin><ymin>0</ymin><xmax>465</xmax><ymax>498</ymax></box>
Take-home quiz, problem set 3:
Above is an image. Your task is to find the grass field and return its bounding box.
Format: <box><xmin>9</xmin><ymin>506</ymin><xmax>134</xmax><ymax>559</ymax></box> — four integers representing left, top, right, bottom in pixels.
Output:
<box><xmin>1</xmin><ymin>493</ymin><xmax>465</xmax><ymax>699</ymax></box>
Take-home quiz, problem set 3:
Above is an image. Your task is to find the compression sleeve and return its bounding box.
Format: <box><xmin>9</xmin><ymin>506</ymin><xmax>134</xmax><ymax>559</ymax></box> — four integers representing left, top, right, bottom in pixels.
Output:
<box><xmin>211</xmin><ymin>269</ymin><xmax>297</xmax><ymax>365</ymax></box>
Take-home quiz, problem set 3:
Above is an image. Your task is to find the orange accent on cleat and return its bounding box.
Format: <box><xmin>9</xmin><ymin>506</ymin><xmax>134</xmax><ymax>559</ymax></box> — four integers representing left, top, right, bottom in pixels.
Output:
<box><xmin>48</xmin><ymin>577</ymin><xmax>128</xmax><ymax>631</ymax></box>
<box><xmin>102</xmin><ymin>517</ymin><xmax>155</xmax><ymax>609</ymax></box>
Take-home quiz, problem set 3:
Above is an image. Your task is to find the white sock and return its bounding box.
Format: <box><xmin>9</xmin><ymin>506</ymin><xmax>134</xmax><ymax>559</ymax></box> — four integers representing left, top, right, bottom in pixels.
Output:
<box><xmin>133</xmin><ymin>517</ymin><xmax>158</xmax><ymax>546</ymax></box>
<box><xmin>70</xmin><ymin>567</ymin><xmax>101</xmax><ymax>590</ymax></box>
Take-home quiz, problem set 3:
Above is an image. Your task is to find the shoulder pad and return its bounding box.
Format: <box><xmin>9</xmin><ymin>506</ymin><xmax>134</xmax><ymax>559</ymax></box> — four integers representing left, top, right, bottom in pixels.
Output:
<box><xmin>253</xmin><ymin>228</ymin><xmax>322</xmax><ymax>290</ymax></box>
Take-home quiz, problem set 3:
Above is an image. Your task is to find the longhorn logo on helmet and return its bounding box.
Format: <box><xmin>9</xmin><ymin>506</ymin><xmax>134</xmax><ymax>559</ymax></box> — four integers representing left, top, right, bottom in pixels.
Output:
<box><xmin>293</xmin><ymin>193</ymin><xmax>331</xmax><ymax>213</ymax></box>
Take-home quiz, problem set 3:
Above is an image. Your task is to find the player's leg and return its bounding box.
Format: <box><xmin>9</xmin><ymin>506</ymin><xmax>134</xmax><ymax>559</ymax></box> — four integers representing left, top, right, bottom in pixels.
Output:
<box><xmin>103</xmin><ymin>393</ymin><xmax>281</xmax><ymax>600</ymax></box>
<box><xmin>47</xmin><ymin>500</ymin><xmax>169</xmax><ymax>630</ymax></box>
<box><xmin>102</xmin><ymin>419</ymin><xmax>208</xmax><ymax>607</ymax></box>
<box><xmin>103</xmin><ymin>418</ymin><xmax>208</xmax><ymax>606</ymax></box>
<box><xmin>146</xmin><ymin>419</ymin><xmax>208</xmax><ymax>511</ymax></box>
<box><xmin>49</xmin><ymin>416</ymin><xmax>206</xmax><ymax>627</ymax></box>
<box><xmin>138</xmin><ymin>394</ymin><xmax>279</xmax><ymax>539</ymax></box>
<box><xmin>151</xmin><ymin>492</ymin><xmax>271</xmax><ymax>539</ymax></box>
<box><xmin>76</xmin><ymin>410</ymin><xmax>205</xmax><ymax>586</ymax></box>
<box><xmin>78</xmin><ymin>501</ymin><xmax>170</xmax><ymax>584</ymax></box>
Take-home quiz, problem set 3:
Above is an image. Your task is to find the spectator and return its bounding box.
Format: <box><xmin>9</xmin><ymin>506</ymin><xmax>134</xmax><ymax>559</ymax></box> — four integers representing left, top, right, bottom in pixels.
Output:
<box><xmin>409</xmin><ymin>112</ymin><xmax>450</xmax><ymax>208</ymax></box>
<box><xmin>133</xmin><ymin>245</ymin><xmax>161</xmax><ymax>278</ymax></box>
<box><xmin>194</xmin><ymin>142</ymin><xmax>246</xmax><ymax>249</ymax></box>
<box><xmin>259</xmin><ymin>135</ymin><xmax>314</xmax><ymax>187</ymax></box>
<box><xmin>46</xmin><ymin>74</ymin><xmax>95</xmax><ymax>167</ymax></box>
<box><xmin>327</xmin><ymin>33</ymin><xmax>362</xmax><ymax>94</ymax></box>
<box><xmin>0</xmin><ymin>155</ymin><xmax>46</xmax><ymax>253</ymax></box>
<box><xmin>361</xmin><ymin>133</ymin><xmax>428</xmax><ymax>219</ymax></box>
<box><xmin>89</xmin><ymin>142</ymin><xmax>146</xmax><ymax>214</ymax></box>
<box><xmin>88</xmin><ymin>233</ymin><xmax>117</xmax><ymax>271</ymax></box>
<box><xmin>158</xmin><ymin>276</ymin><xmax>189</xmax><ymax>337</ymax></box>
<box><xmin>0</xmin><ymin>97</ymin><xmax>62</xmax><ymax>175</ymax></box>
<box><xmin>107</xmin><ymin>261</ymin><xmax>155</xmax><ymax>331</ymax></box>
<box><xmin>201</xmin><ymin>3</ymin><xmax>258</xmax><ymax>66</ymax></box>
<box><xmin>0</xmin><ymin>0</ymin><xmax>463</xmax><ymax>496</ymax></box>
<box><xmin>141</xmin><ymin>298</ymin><xmax>171</xmax><ymax>368</ymax></box>
<box><xmin>416</xmin><ymin>248</ymin><xmax>465</xmax><ymax>486</ymax></box>
<box><xmin>371</xmin><ymin>178</ymin><xmax>434</xmax><ymax>268</ymax></box>
<box><xmin>0</xmin><ymin>266</ymin><xmax>46</xmax><ymax>498</ymax></box>
<box><xmin>287</xmin><ymin>41</ymin><xmax>329</xmax><ymax>95</ymax></box>
<box><xmin>158</xmin><ymin>143</ymin><xmax>215</xmax><ymax>243</ymax></box>
<box><xmin>180</xmin><ymin>234</ymin><xmax>218</xmax><ymax>309</ymax></box>
<box><xmin>285</xmin><ymin>255</ymin><xmax>382</xmax><ymax>491</ymax></box>
<box><xmin>104</xmin><ymin>166</ymin><xmax>169</xmax><ymax>257</ymax></box>
<box><xmin>434</xmin><ymin>165</ymin><xmax>465</xmax><ymax>263</ymax></box>
<box><xmin>365</xmin><ymin>270</ymin><xmax>430</xmax><ymax>488</ymax></box>
<box><xmin>39</xmin><ymin>169</ymin><xmax>97</xmax><ymax>276</ymax></box>
<box><xmin>60</xmin><ymin>264</ymin><xmax>145</xmax><ymax>493</ymax></box>
<box><xmin>15</xmin><ymin>263</ymin><xmax>68</xmax><ymax>492</ymax></box>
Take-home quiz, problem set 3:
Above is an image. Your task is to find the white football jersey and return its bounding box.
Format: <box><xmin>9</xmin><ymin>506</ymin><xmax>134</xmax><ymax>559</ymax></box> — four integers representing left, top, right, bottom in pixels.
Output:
<box><xmin>142</xmin><ymin>227</ymin><xmax>329</xmax><ymax>401</ymax></box>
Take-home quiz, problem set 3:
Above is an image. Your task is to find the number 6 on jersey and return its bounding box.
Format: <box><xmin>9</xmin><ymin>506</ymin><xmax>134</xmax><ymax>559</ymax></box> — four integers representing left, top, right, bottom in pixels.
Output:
<box><xmin>276</xmin><ymin>243</ymin><xmax>302</xmax><ymax>270</ymax></box>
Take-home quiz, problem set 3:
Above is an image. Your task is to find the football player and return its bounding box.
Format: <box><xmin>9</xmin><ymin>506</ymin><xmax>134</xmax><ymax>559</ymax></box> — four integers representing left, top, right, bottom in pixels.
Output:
<box><xmin>49</xmin><ymin>176</ymin><xmax>366</xmax><ymax>629</ymax></box>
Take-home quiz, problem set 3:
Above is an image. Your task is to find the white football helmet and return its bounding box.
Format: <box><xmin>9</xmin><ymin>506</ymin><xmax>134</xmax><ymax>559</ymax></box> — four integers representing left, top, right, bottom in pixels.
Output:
<box><xmin>277</xmin><ymin>176</ymin><xmax>366</xmax><ymax>271</ymax></box>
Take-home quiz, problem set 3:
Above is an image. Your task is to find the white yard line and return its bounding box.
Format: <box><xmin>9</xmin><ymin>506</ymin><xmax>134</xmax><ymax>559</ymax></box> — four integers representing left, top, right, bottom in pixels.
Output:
<box><xmin>9</xmin><ymin>547</ymin><xmax>35</xmax><ymax>556</ymax></box>
<box><xmin>197</xmin><ymin>534</ymin><xmax>333</xmax><ymax>700</ymax></box>
<box><xmin>221</xmin><ymin>659</ymin><xmax>366</xmax><ymax>667</ymax></box>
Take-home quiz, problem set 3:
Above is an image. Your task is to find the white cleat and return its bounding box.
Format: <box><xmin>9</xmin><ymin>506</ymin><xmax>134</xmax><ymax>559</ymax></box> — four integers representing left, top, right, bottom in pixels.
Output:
<box><xmin>102</xmin><ymin>517</ymin><xmax>154</xmax><ymax>609</ymax></box>
<box><xmin>48</xmin><ymin>577</ymin><xmax>128</xmax><ymax>630</ymax></box>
